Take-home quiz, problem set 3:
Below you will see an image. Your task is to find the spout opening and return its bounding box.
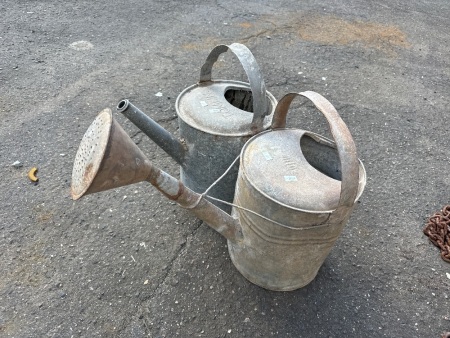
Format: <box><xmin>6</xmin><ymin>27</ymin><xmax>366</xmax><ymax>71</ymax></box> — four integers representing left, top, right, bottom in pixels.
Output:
<box><xmin>117</xmin><ymin>99</ymin><xmax>129</xmax><ymax>113</ymax></box>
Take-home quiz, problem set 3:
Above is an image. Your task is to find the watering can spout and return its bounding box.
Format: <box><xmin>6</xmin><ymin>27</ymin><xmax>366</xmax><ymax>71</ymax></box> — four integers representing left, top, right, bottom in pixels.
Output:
<box><xmin>117</xmin><ymin>99</ymin><xmax>186</xmax><ymax>166</ymax></box>
<box><xmin>71</xmin><ymin>108</ymin><xmax>243</xmax><ymax>244</ymax></box>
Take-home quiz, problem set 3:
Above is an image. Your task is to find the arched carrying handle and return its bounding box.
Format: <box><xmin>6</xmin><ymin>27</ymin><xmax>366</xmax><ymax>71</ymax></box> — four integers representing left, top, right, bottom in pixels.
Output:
<box><xmin>199</xmin><ymin>43</ymin><xmax>268</xmax><ymax>130</ymax></box>
<box><xmin>272</xmin><ymin>91</ymin><xmax>360</xmax><ymax>212</ymax></box>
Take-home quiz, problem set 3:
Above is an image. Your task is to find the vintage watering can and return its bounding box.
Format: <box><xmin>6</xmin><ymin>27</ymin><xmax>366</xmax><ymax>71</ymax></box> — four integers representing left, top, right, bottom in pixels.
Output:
<box><xmin>116</xmin><ymin>43</ymin><xmax>277</xmax><ymax>213</ymax></box>
<box><xmin>71</xmin><ymin>91</ymin><xmax>366</xmax><ymax>291</ymax></box>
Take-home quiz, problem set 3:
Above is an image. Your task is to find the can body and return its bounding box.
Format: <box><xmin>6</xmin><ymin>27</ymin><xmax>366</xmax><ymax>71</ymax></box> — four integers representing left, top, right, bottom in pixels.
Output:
<box><xmin>228</xmin><ymin>170</ymin><xmax>355</xmax><ymax>291</ymax></box>
<box><xmin>179</xmin><ymin>120</ymin><xmax>250</xmax><ymax>213</ymax></box>
<box><xmin>176</xmin><ymin>80</ymin><xmax>277</xmax><ymax>213</ymax></box>
<box><xmin>227</xmin><ymin>127</ymin><xmax>366</xmax><ymax>291</ymax></box>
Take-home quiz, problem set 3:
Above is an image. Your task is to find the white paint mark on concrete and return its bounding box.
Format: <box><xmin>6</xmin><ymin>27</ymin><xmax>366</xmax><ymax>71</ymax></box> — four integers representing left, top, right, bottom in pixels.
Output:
<box><xmin>69</xmin><ymin>40</ymin><xmax>94</xmax><ymax>51</ymax></box>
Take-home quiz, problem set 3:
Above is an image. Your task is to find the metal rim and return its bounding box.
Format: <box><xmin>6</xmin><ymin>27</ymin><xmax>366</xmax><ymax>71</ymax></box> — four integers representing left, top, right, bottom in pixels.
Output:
<box><xmin>175</xmin><ymin>80</ymin><xmax>277</xmax><ymax>137</ymax></box>
<box><xmin>239</xmin><ymin>129</ymin><xmax>366</xmax><ymax>214</ymax></box>
<box><xmin>71</xmin><ymin>108</ymin><xmax>112</xmax><ymax>200</ymax></box>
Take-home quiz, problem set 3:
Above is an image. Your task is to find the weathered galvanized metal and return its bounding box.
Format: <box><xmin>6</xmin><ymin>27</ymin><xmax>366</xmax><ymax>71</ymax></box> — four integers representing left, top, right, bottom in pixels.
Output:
<box><xmin>228</xmin><ymin>91</ymin><xmax>366</xmax><ymax>290</ymax></box>
<box><xmin>71</xmin><ymin>90</ymin><xmax>366</xmax><ymax>291</ymax></box>
<box><xmin>117</xmin><ymin>43</ymin><xmax>277</xmax><ymax>213</ymax></box>
<box><xmin>71</xmin><ymin>108</ymin><xmax>243</xmax><ymax>242</ymax></box>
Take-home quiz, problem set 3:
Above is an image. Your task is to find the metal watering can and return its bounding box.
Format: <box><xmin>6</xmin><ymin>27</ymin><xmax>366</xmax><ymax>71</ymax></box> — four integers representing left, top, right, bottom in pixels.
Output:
<box><xmin>116</xmin><ymin>43</ymin><xmax>277</xmax><ymax>213</ymax></box>
<box><xmin>71</xmin><ymin>91</ymin><xmax>366</xmax><ymax>291</ymax></box>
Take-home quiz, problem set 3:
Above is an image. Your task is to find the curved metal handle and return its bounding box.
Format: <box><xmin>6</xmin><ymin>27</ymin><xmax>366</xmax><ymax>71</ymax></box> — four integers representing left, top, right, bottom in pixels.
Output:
<box><xmin>272</xmin><ymin>91</ymin><xmax>360</xmax><ymax>212</ymax></box>
<box><xmin>199</xmin><ymin>43</ymin><xmax>268</xmax><ymax>130</ymax></box>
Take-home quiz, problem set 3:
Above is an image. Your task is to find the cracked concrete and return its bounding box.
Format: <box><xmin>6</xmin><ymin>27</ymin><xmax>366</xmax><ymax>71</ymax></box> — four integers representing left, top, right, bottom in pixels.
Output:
<box><xmin>149</xmin><ymin>220</ymin><xmax>203</xmax><ymax>298</ymax></box>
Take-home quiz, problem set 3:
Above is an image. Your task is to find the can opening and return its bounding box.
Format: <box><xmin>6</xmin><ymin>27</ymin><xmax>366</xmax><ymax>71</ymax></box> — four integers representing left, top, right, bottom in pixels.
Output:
<box><xmin>224</xmin><ymin>88</ymin><xmax>253</xmax><ymax>113</ymax></box>
<box><xmin>300</xmin><ymin>134</ymin><xmax>342</xmax><ymax>181</ymax></box>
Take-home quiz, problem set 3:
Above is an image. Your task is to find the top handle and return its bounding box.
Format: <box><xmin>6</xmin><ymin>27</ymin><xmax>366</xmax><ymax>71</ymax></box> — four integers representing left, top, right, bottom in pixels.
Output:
<box><xmin>272</xmin><ymin>91</ymin><xmax>360</xmax><ymax>214</ymax></box>
<box><xmin>199</xmin><ymin>43</ymin><xmax>268</xmax><ymax>131</ymax></box>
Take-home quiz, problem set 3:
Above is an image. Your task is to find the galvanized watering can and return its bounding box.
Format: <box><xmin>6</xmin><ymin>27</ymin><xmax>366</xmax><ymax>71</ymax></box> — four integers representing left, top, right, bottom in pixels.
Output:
<box><xmin>71</xmin><ymin>91</ymin><xmax>366</xmax><ymax>291</ymax></box>
<box><xmin>116</xmin><ymin>43</ymin><xmax>277</xmax><ymax>213</ymax></box>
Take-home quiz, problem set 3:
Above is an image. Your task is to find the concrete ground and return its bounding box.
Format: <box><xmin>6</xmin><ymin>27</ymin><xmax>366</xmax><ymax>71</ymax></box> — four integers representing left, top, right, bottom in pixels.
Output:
<box><xmin>1</xmin><ymin>0</ymin><xmax>449</xmax><ymax>337</ymax></box>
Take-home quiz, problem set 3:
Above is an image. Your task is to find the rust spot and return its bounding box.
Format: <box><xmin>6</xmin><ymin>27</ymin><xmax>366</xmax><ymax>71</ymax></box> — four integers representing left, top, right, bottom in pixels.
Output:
<box><xmin>173</xmin><ymin>181</ymin><xmax>185</xmax><ymax>200</ymax></box>
<box><xmin>145</xmin><ymin>165</ymin><xmax>159</xmax><ymax>186</ymax></box>
<box><xmin>161</xmin><ymin>179</ymin><xmax>184</xmax><ymax>201</ymax></box>
<box><xmin>297</xmin><ymin>15</ymin><xmax>410</xmax><ymax>53</ymax></box>
<box><xmin>83</xmin><ymin>162</ymin><xmax>94</xmax><ymax>184</ymax></box>
<box><xmin>234</xmin><ymin>13</ymin><xmax>410</xmax><ymax>57</ymax></box>
<box><xmin>146</xmin><ymin>168</ymin><xmax>182</xmax><ymax>200</ymax></box>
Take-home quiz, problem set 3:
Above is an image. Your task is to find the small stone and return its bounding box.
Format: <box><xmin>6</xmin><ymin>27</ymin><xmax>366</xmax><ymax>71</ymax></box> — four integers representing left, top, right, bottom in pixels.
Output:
<box><xmin>143</xmin><ymin>280</ymin><xmax>149</xmax><ymax>285</ymax></box>
<box><xmin>12</xmin><ymin>161</ymin><xmax>22</xmax><ymax>168</ymax></box>
<box><xmin>446</xmin><ymin>272</ymin><xmax>450</xmax><ymax>280</ymax></box>
<box><xmin>155</xmin><ymin>92</ymin><xmax>163</xmax><ymax>97</ymax></box>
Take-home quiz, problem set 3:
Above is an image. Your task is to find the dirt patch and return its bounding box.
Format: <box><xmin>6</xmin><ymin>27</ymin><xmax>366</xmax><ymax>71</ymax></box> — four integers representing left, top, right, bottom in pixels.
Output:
<box><xmin>297</xmin><ymin>15</ymin><xmax>410</xmax><ymax>55</ymax></box>
<box><xmin>181</xmin><ymin>37</ymin><xmax>222</xmax><ymax>51</ymax></box>
<box><xmin>238</xmin><ymin>22</ymin><xmax>252</xmax><ymax>29</ymax></box>
<box><xmin>5</xmin><ymin>241</ymin><xmax>48</xmax><ymax>287</ymax></box>
<box><xmin>37</xmin><ymin>210</ymin><xmax>53</xmax><ymax>223</ymax></box>
<box><xmin>0</xmin><ymin>319</ymin><xmax>18</xmax><ymax>336</ymax></box>
<box><xmin>33</xmin><ymin>204</ymin><xmax>54</xmax><ymax>223</ymax></box>
<box><xmin>181</xmin><ymin>14</ymin><xmax>410</xmax><ymax>57</ymax></box>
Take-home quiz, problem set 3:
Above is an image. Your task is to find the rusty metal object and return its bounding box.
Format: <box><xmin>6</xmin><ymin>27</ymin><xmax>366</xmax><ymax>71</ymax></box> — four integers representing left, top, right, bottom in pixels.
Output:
<box><xmin>228</xmin><ymin>91</ymin><xmax>366</xmax><ymax>291</ymax></box>
<box><xmin>72</xmin><ymin>90</ymin><xmax>366</xmax><ymax>291</ymax></box>
<box><xmin>423</xmin><ymin>205</ymin><xmax>450</xmax><ymax>263</ymax></box>
<box><xmin>117</xmin><ymin>43</ymin><xmax>277</xmax><ymax>213</ymax></box>
<box><xmin>71</xmin><ymin>108</ymin><xmax>242</xmax><ymax>243</ymax></box>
